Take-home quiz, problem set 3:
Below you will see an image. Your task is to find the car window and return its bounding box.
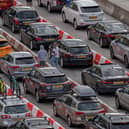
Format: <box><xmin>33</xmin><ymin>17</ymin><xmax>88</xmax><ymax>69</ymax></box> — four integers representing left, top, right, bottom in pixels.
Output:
<box><xmin>4</xmin><ymin>104</ymin><xmax>28</xmax><ymax>114</ymax></box>
<box><xmin>71</xmin><ymin>3</ymin><xmax>78</xmax><ymax>11</ymax></box>
<box><xmin>80</xmin><ymin>6</ymin><xmax>101</xmax><ymax>13</ymax></box>
<box><xmin>64</xmin><ymin>97</ymin><xmax>73</xmax><ymax>106</ymax></box>
<box><xmin>7</xmin><ymin>8</ymin><xmax>16</xmax><ymax>16</ymax></box>
<box><xmin>15</xmin><ymin>57</ymin><xmax>35</xmax><ymax>65</ymax></box>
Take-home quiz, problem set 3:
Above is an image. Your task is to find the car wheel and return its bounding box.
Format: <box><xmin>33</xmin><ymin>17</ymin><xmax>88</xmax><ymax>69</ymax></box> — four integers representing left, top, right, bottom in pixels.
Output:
<box><xmin>23</xmin><ymin>81</ymin><xmax>29</xmax><ymax>94</ymax></box>
<box><xmin>38</xmin><ymin>0</ymin><xmax>42</xmax><ymax>7</ymax></box>
<box><xmin>53</xmin><ymin>105</ymin><xmax>59</xmax><ymax>117</ymax></box>
<box><xmin>62</xmin><ymin>12</ymin><xmax>67</xmax><ymax>23</ymax></box>
<box><xmin>73</xmin><ymin>19</ymin><xmax>78</xmax><ymax>30</ymax></box>
<box><xmin>87</xmin><ymin>31</ymin><xmax>92</xmax><ymax>40</ymax></box>
<box><xmin>30</xmin><ymin>41</ymin><xmax>34</xmax><ymax>50</ymax></box>
<box><xmin>60</xmin><ymin>57</ymin><xmax>65</xmax><ymax>67</ymax></box>
<box><xmin>67</xmin><ymin>116</ymin><xmax>73</xmax><ymax>127</ymax></box>
<box><xmin>124</xmin><ymin>55</ymin><xmax>129</xmax><ymax>68</ymax></box>
<box><xmin>2</xmin><ymin>16</ymin><xmax>6</xmax><ymax>26</ymax></box>
<box><xmin>11</xmin><ymin>23</ymin><xmax>16</xmax><ymax>33</ymax></box>
<box><xmin>36</xmin><ymin>91</ymin><xmax>41</xmax><ymax>103</ymax></box>
<box><xmin>115</xmin><ymin>96</ymin><xmax>121</xmax><ymax>109</ymax></box>
<box><xmin>47</xmin><ymin>3</ymin><xmax>52</xmax><ymax>13</ymax></box>
<box><xmin>110</xmin><ymin>47</ymin><xmax>116</xmax><ymax>59</ymax></box>
<box><xmin>99</xmin><ymin>38</ymin><xmax>104</xmax><ymax>48</ymax></box>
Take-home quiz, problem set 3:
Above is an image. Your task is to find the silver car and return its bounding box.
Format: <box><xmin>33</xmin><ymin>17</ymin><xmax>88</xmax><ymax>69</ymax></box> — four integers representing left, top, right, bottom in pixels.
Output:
<box><xmin>62</xmin><ymin>0</ymin><xmax>104</xmax><ymax>29</ymax></box>
<box><xmin>110</xmin><ymin>35</ymin><xmax>129</xmax><ymax>68</ymax></box>
<box><xmin>0</xmin><ymin>51</ymin><xmax>39</xmax><ymax>78</ymax></box>
<box><xmin>0</xmin><ymin>96</ymin><xmax>31</xmax><ymax>128</ymax></box>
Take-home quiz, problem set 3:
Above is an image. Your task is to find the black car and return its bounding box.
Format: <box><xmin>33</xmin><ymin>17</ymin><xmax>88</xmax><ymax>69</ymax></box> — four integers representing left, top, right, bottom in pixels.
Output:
<box><xmin>81</xmin><ymin>63</ymin><xmax>129</xmax><ymax>94</ymax></box>
<box><xmin>20</xmin><ymin>22</ymin><xmax>60</xmax><ymax>50</ymax></box>
<box><xmin>87</xmin><ymin>21</ymin><xmax>129</xmax><ymax>47</ymax></box>
<box><xmin>2</xmin><ymin>6</ymin><xmax>40</xmax><ymax>33</ymax></box>
<box><xmin>57</xmin><ymin>39</ymin><xmax>93</xmax><ymax>67</ymax></box>
<box><xmin>84</xmin><ymin>113</ymin><xmax>129</xmax><ymax>129</ymax></box>
<box><xmin>8</xmin><ymin>117</ymin><xmax>53</xmax><ymax>129</ymax></box>
<box><xmin>23</xmin><ymin>67</ymin><xmax>76</xmax><ymax>102</ymax></box>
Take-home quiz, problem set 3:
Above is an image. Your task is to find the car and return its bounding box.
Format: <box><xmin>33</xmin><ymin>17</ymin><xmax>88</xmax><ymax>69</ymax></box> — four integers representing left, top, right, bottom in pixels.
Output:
<box><xmin>84</xmin><ymin>113</ymin><xmax>129</xmax><ymax>129</ymax></box>
<box><xmin>0</xmin><ymin>35</ymin><xmax>13</xmax><ymax>57</ymax></box>
<box><xmin>2</xmin><ymin>6</ymin><xmax>40</xmax><ymax>33</ymax></box>
<box><xmin>57</xmin><ymin>39</ymin><xmax>93</xmax><ymax>67</ymax></box>
<box><xmin>87</xmin><ymin>21</ymin><xmax>129</xmax><ymax>48</ymax></box>
<box><xmin>0</xmin><ymin>96</ymin><xmax>31</xmax><ymax>128</ymax></box>
<box><xmin>0</xmin><ymin>51</ymin><xmax>39</xmax><ymax>79</ymax></box>
<box><xmin>20</xmin><ymin>22</ymin><xmax>60</xmax><ymax>50</ymax></box>
<box><xmin>115</xmin><ymin>86</ymin><xmax>129</xmax><ymax>110</ymax></box>
<box><xmin>61</xmin><ymin>0</ymin><xmax>104</xmax><ymax>29</ymax></box>
<box><xmin>23</xmin><ymin>67</ymin><xmax>76</xmax><ymax>102</ymax></box>
<box><xmin>110</xmin><ymin>34</ymin><xmax>129</xmax><ymax>68</ymax></box>
<box><xmin>7</xmin><ymin>117</ymin><xmax>53</xmax><ymax>129</ymax></box>
<box><xmin>81</xmin><ymin>63</ymin><xmax>129</xmax><ymax>94</ymax></box>
<box><xmin>37</xmin><ymin>0</ymin><xmax>65</xmax><ymax>12</ymax></box>
<box><xmin>53</xmin><ymin>85</ymin><xmax>105</xmax><ymax>127</ymax></box>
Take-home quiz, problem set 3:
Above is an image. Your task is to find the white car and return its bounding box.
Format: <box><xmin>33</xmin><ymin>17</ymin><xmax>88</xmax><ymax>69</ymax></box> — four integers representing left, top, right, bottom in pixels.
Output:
<box><xmin>62</xmin><ymin>0</ymin><xmax>104</xmax><ymax>29</ymax></box>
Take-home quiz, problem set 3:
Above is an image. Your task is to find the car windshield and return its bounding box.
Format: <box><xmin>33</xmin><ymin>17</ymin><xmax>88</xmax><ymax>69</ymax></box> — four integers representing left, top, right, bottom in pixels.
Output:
<box><xmin>5</xmin><ymin>105</ymin><xmax>28</xmax><ymax>114</ymax></box>
<box><xmin>78</xmin><ymin>102</ymin><xmax>102</xmax><ymax>111</ymax></box>
<box><xmin>105</xmin><ymin>23</ymin><xmax>127</xmax><ymax>33</ymax></box>
<box><xmin>70</xmin><ymin>47</ymin><xmax>90</xmax><ymax>54</ymax></box>
<box><xmin>34</xmin><ymin>26</ymin><xmax>58</xmax><ymax>35</ymax></box>
<box><xmin>15</xmin><ymin>57</ymin><xmax>35</xmax><ymax>64</ymax></box>
<box><xmin>44</xmin><ymin>75</ymin><xmax>68</xmax><ymax>83</ymax></box>
<box><xmin>102</xmin><ymin>66</ymin><xmax>126</xmax><ymax>77</ymax></box>
<box><xmin>80</xmin><ymin>6</ymin><xmax>101</xmax><ymax>13</ymax></box>
<box><xmin>17</xmin><ymin>11</ymin><xmax>38</xmax><ymax>19</ymax></box>
<box><xmin>112</xmin><ymin>123</ymin><xmax>129</xmax><ymax>129</ymax></box>
<box><xmin>0</xmin><ymin>41</ymin><xmax>9</xmax><ymax>47</ymax></box>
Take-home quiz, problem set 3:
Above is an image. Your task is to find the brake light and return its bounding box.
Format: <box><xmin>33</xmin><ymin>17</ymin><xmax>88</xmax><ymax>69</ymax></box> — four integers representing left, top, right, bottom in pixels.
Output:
<box><xmin>75</xmin><ymin>112</ymin><xmax>85</xmax><ymax>115</ymax></box>
<box><xmin>35</xmin><ymin>37</ymin><xmax>42</xmax><ymax>41</ymax></box>
<box><xmin>25</xmin><ymin>112</ymin><xmax>32</xmax><ymax>117</ymax></box>
<box><xmin>11</xmin><ymin>66</ymin><xmax>20</xmax><ymax>69</ymax></box>
<box><xmin>34</xmin><ymin>64</ymin><xmax>40</xmax><ymax>67</ymax></box>
<box><xmin>14</xmin><ymin>18</ymin><xmax>19</xmax><ymax>25</ymax></box>
<box><xmin>1</xmin><ymin>114</ymin><xmax>11</xmax><ymax>119</ymax></box>
<box><xmin>102</xmin><ymin>80</ymin><xmax>113</xmax><ymax>84</ymax></box>
<box><xmin>105</xmin><ymin>34</ymin><xmax>114</xmax><ymax>38</ymax></box>
<box><xmin>98</xmin><ymin>110</ymin><xmax>106</xmax><ymax>114</ymax></box>
<box><xmin>125</xmin><ymin>80</ymin><xmax>129</xmax><ymax>83</ymax></box>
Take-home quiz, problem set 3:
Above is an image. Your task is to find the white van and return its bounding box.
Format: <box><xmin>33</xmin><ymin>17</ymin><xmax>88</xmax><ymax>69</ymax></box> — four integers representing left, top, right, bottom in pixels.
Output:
<box><xmin>62</xmin><ymin>0</ymin><xmax>104</xmax><ymax>29</ymax></box>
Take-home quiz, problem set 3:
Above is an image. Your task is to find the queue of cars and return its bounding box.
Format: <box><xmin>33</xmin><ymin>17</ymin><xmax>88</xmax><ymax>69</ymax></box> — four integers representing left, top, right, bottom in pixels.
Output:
<box><xmin>1</xmin><ymin>0</ymin><xmax>129</xmax><ymax>129</ymax></box>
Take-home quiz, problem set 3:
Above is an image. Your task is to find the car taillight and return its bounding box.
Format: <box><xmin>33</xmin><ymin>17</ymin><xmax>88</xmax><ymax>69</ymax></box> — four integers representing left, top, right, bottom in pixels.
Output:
<box><xmin>125</xmin><ymin>80</ymin><xmax>129</xmax><ymax>83</ymax></box>
<box><xmin>11</xmin><ymin>66</ymin><xmax>20</xmax><ymax>69</ymax></box>
<box><xmin>75</xmin><ymin>112</ymin><xmax>85</xmax><ymax>115</ymax></box>
<box><xmin>102</xmin><ymin>80</ymin><xmax>113</xmax><ymax>84</ymax></box>
<box><xmin>35</xmin><ymin>37</ymin><xmax>42</xmax><ymax>41</ymax></box>
<box><xmin>98</xmin><ymin>110</ymin><xmax>106</xmax><ymax>114</ymax></box>
<box><xmin>105</xmin><ymin>34</ymin><xmax>114</xmax><ymax>38</ymax></box>
<box><xmin>34</xmin><ymin>64</ymin><xmax>40</xmax><ymax>67</ymax></box>
<box><xmin>25</xmin><ymin>112</ymin><xmax>32</xmax><ymax>117</ymax></box>
<box><xmin>1</xmin><ymin>114</ymin><xmax>11</xmax><ymax>119</ymax></box>
<box><xmin>14</xmin><ymin>18</ymin><xmax>19</xmax><ymax>25</ymax></box>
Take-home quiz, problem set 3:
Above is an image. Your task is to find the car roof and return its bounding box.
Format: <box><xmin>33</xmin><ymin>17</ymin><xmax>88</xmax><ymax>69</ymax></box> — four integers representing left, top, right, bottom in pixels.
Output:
<box><xmin>0</xmin><ymin>96</ymin><xmax>26</xmax><ymax>106</ymax></box>
<box><xmin>8</xmin><ymin>51</ymin><xmax>33</xmax><ymax>58</ymax></box>
<box><xmin>61</xmin><ymin>39</ymin><xmax>88</xmax><ymax>47</ymax></box>
<box><xmin>30</xmin><ymin>22</ymin><xmax>53</xmax><ymax>27</ymax></box>
<box><xmin>74</xmin><ymin>0</ymin><xmax>99</xmax><ymax>7</ymax></box>
<box><xmin>12</xmin><ymin>6</ymin><xmax>36</xmax><ymax>11</ymax></box>
<box><xmin>37</xmin><ymin>67</ymin><xmax>65</xmax><ymax>77</ymax></box>
<box><xmin>72</xmin><ymin>85</ymin><xmax>96</xmax><ymax>97</ymax></box>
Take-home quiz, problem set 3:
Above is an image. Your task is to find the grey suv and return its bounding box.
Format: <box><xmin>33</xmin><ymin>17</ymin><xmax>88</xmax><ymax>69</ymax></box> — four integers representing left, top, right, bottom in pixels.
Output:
<box><xmin>110</xmin><ymin>35</ymin><xmax>129</xmax><ymax>68</ymax></box>
<box><xmin>0</xmin><ymin>96</ymin><xmax>31</xmax><ymax>128</ymax></box>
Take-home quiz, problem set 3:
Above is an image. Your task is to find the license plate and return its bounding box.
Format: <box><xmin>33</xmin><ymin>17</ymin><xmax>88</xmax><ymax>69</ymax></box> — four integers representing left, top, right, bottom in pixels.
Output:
<box><xmin>78</xmin><ymin>55</ymin><xmax>86</xmax><ymax>59</ymax></box>
<box><xmin>13</xmin><ymin>118</ymin><xmax>23</xmax><ymax>121</ymax></box>
<box><xmin>89</xmin><ymin>16</ymin><xmax>97</xmax><ymax>19</ymax></box>
<box><xmin>53</xmin><ymin>85</ymin><xmax>63</xmax><ymax>88</ymax></box>
<box><xmin>23</xmin><ymin>67</ymin><xmax>32</xmax><ymax>71</ymax></box>
<box><xmin>47</xmin><ymin>38</ymin><xmax>54</xmax><ymax>41</ymax></box>
<box><xmin>86</xmin><ymin>116</ymin><xmax>94</xmax><ymax>120</ymax></box>
<box><xmin>113</xmin><ymin>81</ymin><xmax>124</xmax><ymax>84</ymax></box>
<box><xmin>23</xmin><ymin>21</ymin><xmax>33</xmax><ymax>25</ymax></box>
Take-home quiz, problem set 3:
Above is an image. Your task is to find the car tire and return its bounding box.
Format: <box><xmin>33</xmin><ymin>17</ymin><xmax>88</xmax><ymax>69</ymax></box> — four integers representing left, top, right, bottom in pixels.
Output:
<box><xmin>124</xmin><ymin>55</ymin><xmax>129</xmax><ymax>68</ymax></box>
<box><xmin>62</xmin><ymin>12</ymin><xmax>67</xmax><ymax>23</ymax></box>
<box><xmin>110</xmin><ymin>47</ymin><xmax>116</xmax><ymax>59</ymax></box>
<box><xmin>36</xmin><ymin>91</ymin><xmax>42</xmax><ymax>103</ymax></box>
<box><xmin>115</xmin><ymin>96</ymin><xmax>121</xmax><ymax>109</ymax></box>
<box><xmin>73</xmin><ymin>19</ymin><xmax>78</xmax><ymax>30</ymax></box>
<box><xmin>30</xmin><ymin>41</ymin><xmax>34</xmax><ymax>50</ymax></box>
<box><xmin>38</xmin><ymin>0</ymin><xmax>42</xmax><ymax>7</ymax></box>
<box><xmin>87</xmin><ymin>31</ymin><xmax>92</xmax><ymax>40</ymax></box>
<box><xmin>99</xmin><ymin>38</ymin><xmax>104</xmax><ymax>48</ymax></box>
<box><xmin>47</xmin><ymin>3</ymin><xmax>52</xmax><ymax>13</ymax></box>
<box><xmin>53</xmin><ymin>105</ymin><xmax>59</xmax><ymax>117</ymax></box>
<box><xmin>67</xmin><ymin>116</ymin><xmax>73</xmax><ymax>127</ymax></box>
<box><xmin>60</xmin><ymin>57</ymin><xmax>65</xmax><ymax>67</ymax></box>
<box><xmin>11</xmin><ymin>23</ymin><xmax>16</xmax><ymax>33</ymax></box>
<box><xmin>2</xmin><ymin>16</ymin><xmax>6</xmax><ymax>26</ymax></box>
<box><xmin>23</xmin><ymin>81</ymin><xmax>29</xmax><ymax>94</ymax></box>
